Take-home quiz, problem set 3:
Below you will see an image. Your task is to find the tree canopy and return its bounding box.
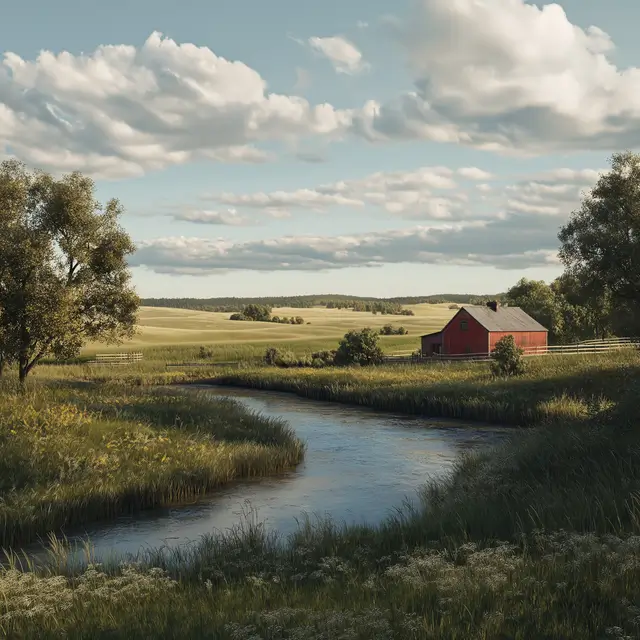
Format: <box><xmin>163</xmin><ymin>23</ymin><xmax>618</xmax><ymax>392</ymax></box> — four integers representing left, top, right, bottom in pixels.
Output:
<box><xmin>0</xmin><ymin>161</ymin><xmax>139</xmax><ymax>381</ymax></box>
<box><xmin>559</xmin><ymin>151</ymin><xmax>640</xmax><ymax>306</ymax></box>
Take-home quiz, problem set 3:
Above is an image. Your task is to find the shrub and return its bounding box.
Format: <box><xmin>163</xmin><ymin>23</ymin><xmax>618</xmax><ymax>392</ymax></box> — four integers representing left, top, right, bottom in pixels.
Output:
<box><xmin>380</xmin><ymin>325</ymin><xmax>408</xmax><ymax>336</ymax></box>
<box><xmin>335</xmin><ymin>328</ymin><xmax>384</xmax><ymax>366</ymax></box>
<box><xmin>449</xmin><ymin>304</ymin><xmax>460</xmax><ymax>309</ymax></box>
<box><xmin>311</xmin><ymin>350</ymin><xmax>336</xmax><ymax>367</ymax></box>
<box><xmin>264</xmin><ymin>347</ymin><xmax>280</xmax><ymax>365</ymax></box>
<box><xmin>490</xmin><ymin>334</ymin><xmax>526</xmax><ymax>377</ymax></box>
<box><xmin>198</xmin><ymin>346</ymin><xmax>214</xmax><ymax>359</ymax></box>
<box><xmin>242</xmin><ymin>304</ymin><xmax>272</xmax><ymax>322</ymax></box>
<box><xmin>294</xmin><ymin>316</ymin><xmax>305</xmax><ymax>325</ymax></box>
<box><xmin>229</xmin><ymin>313</ymin><xmax>247</xmax><ymax>321</ymax></box>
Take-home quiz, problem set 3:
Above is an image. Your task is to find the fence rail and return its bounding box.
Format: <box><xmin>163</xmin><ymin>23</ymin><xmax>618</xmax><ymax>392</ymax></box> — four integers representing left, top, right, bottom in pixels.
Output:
<box><xmin>87</xmin><ymin>352</ymin><xmax>143</xmax><ymax>366</ymax></box>
<box><xmin>383</xmin><ymin>337</ymin><xmax>639</xmax><ymax>364</ymax></box>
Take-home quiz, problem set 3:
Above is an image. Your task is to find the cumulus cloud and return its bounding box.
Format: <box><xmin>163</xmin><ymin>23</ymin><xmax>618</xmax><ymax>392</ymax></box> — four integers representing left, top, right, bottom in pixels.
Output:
<box><xmin>207</xmin><ymin>165</ymin><xmax>462</xmax><ymax>219</ymax></box>
<box><xmin>308</xmin><ymin>36</ymin><xmax>368</xmax><ymax>75</ymax></box>
<box><xmin>132</xmin><ymin>212</ymin><xmax>561</xmax><ymax>276</ymax></box>
<box><xmin>458</xmin><ymin>167</ymin><xmax>494</xmax><ymax>180</ymax></box>
<box><xmin>351</xmin><ymin>0</ymin><xmax>640</xmax><ymax>152</ymax></box>
<box><xmin>0</xmin><ymin>32</ymin><xmax>352</xmax><ymax>178</ymax></box>
<box><xmin>173</xmin><ymin>209</ymin><xmax>248</xmax><ymax>226</ymax></box>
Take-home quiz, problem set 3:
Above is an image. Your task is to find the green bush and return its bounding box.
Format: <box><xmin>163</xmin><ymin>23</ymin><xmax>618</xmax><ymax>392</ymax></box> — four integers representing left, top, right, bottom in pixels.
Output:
<box><xmin>335</xmin><ymin>328</ymin><xmax>384</xmax><ymax>366</ymax></box>
<box><xmin>490</xmin><ymin>334</ymin><xmax>526</xmax><ymax>377</ymax></box>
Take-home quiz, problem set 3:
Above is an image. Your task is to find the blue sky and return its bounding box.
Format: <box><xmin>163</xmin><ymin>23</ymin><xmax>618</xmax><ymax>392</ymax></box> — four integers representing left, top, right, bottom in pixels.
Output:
<box><xmin>1</xmin><ymin>0</ymin><xmax>638</xmax><ymax>297</ymax></box>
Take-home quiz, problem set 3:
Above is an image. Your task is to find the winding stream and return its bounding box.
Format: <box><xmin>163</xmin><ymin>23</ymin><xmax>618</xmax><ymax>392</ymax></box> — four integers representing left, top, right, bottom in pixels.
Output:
<box><xmin>26</xmin><ymin>387</ymin><xmax>511</xmax><ymax>561</ymax></box>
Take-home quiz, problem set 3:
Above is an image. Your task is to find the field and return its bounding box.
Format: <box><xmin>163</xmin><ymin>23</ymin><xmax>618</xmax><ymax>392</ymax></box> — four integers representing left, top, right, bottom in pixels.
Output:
<box><xmin>3</xmin><ymin>306</ymin><xmax>640</xmax><ymax>637</ymax></box>
<box><xmin>81</xmin><ymin>304</ymin><xmax>456</xmax><ymax>361</ymax></box>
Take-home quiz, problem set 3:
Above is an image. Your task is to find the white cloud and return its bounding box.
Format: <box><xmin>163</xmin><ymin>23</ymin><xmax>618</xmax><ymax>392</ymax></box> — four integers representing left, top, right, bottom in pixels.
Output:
<box><xmin>0</xmin><ymin>31</ymin><xmax>352</xmax><ymax>178</ymax></box>
<box><xmin>132</xmin><ymin>213</ymin><xmax>560</xmax><ymax>275</ymax></box>
<box><xmin>308</xmin><ymin>36</ymin><xmax>368</xmax><ymax>75</ymax></box>
<box><xmin>357</xmin><ymin>21</ymin><xmax>369</xmax><ymax>29</ymax></box>
<box><xmin>173</xmin><ymin>209</ymin><xmax>248</xmax><ymax>226</ymax></box>
<box><xmin>207</xmin><ymin>165</ymin><xmax>461</xmax><ymax>219</ymax></box>
<box><xmin>351</xmin><ymin>0</ymin><xmax>640</xmax><ymax>153</ymax></box>
<box><xmin>133</xmin><ymin>163</ymin><xmax>604</xmax><ymax>274</ymax></box>
<box><xmin>458</xmin><ymin>167</ymin><xmax>494</xmax><ymax>180</ymax></box>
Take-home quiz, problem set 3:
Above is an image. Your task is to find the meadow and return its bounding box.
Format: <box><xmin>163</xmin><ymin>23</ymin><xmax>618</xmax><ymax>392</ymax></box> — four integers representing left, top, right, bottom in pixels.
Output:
<box><xmin>2</xmin><ymin>304</ymin><xmax>640</xmax><ymax>638</ymax></box>
<box><xmin>80</xmin><ymin>303</ymin><xmax>456</xmax><ymax>362</ymax></box>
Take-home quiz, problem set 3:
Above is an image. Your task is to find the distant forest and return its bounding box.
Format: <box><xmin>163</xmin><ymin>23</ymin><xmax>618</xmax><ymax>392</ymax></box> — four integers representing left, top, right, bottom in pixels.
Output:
<box><xmin>141</xmin><ymin>293</ymin><xmax>503</xmax><ymax>313</ymax></box>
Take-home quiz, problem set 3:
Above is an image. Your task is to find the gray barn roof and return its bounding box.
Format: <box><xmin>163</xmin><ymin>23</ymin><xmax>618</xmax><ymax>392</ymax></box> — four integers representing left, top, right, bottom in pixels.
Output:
<box><xmin>461</xmin><ymin>305</ymin><xmax>548</xmax><ymax>332</ymax></box>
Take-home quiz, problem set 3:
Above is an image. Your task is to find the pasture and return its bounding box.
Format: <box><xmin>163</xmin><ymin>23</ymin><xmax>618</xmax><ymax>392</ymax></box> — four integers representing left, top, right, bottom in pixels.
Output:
<box><xmin>82</xmin><ymin>303</ymin><xmax>456</xmax><ymax>359</ymax></box>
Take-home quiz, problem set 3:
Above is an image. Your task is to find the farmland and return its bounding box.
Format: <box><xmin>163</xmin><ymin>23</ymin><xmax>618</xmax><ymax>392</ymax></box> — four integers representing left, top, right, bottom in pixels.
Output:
<box><xmin>3</xmin><ymin>304</ymin><xmax>640</xmax><ymax>638</ymax></box>
<box><xmin>80</xmin><ymin>303</ymin><xmax>456</xmax><ymax>361</ymax></box>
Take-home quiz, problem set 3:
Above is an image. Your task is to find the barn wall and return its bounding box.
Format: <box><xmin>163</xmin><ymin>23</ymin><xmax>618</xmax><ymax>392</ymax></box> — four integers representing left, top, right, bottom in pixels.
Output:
<box><xmin>442</xmin><ymin>309</ymin><xmax>489</xmax><ymax>355</ymax></box>
<box><xmin>489</xmin><ymin>331</ymin><xmax>548</xmax><ymax>352</ymax></box>
<box><xmin>421</xmin><ymin>333</ymin><xmax>443</xmax><ymax>356</ymax></box>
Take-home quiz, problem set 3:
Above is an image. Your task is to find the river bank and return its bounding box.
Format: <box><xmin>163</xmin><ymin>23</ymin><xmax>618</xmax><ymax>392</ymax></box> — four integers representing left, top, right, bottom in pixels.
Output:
<box><xmin>209</xmin><ymin>349</ymin><xmax>640</xmax><ymax>425</ymax></box>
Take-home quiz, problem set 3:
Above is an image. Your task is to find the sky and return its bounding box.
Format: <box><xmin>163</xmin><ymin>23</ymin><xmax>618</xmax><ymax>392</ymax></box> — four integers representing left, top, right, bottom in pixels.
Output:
<box><xmin>1</xmin><ymin>0</ymin><xmax>640</xmax><ymax>298</ymax></box>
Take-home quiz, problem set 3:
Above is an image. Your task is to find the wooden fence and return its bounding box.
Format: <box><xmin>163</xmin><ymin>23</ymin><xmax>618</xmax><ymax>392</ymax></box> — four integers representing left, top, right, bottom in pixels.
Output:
<box><xmin>383</xmin><ymin>337</ymin><xmax>639</xmax><ymax>365</ymax></box>
<box><xmin>87</xmin><ymin>352</ymin><xmax>143</xmax><ymax>366</ymax></box>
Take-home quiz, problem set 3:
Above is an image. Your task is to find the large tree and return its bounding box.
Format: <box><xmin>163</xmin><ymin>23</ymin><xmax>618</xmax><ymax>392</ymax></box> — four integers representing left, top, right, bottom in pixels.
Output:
<box><xmin>505</xmin><ymin>278</ymin><xmax>563</xmax><ymax>342</ymax></box>
<box><xmin>0</xmin><ymin>161</ymin><xmax>139</xmax><ymax>382</ymax></box>
<box><xmin>559</xmin><ymin>151</ymin><xmax>640</xmax><ymax>306</ymax></box>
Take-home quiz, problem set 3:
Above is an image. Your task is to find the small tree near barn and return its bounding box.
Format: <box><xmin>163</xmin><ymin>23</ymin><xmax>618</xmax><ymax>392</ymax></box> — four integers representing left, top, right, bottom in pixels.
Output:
<box><xmin>490</xmin><ymin>335</ymin><xmax>526</xmax><ymax>377</ymax></box>
<box><xmin>335</xmin><ymin>328</ymin><xmax>384</xmax><ymax>366</ymax></box>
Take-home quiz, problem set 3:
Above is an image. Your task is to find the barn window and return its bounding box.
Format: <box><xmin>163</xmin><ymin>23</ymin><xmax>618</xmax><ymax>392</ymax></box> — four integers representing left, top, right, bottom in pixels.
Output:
<box><xmin>460</xmin><ymin>320</ymin><xmax>468</xmax><ymax>331</ymax></box>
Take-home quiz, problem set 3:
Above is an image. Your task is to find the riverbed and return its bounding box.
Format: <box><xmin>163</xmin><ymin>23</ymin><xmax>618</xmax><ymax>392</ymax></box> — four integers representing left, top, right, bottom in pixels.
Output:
<box><xmin>25</xmin><ymin>387</ymin><xmax>510</xmax><ymax>561</ymax></box>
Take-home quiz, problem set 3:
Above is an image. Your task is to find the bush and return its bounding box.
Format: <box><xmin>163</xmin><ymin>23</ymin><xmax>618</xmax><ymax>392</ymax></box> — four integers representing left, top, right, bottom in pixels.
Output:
<box><xmin>198</xmin><ymin>346</ymin><xmax>214</xmax><ymax>359</ymax></box>
<box><xmin>242</xmin><ymin>304</ymin><xmax>272</xmax><ymax>322</ymax></box>
<box><xmin>490</xmin><ymin>334</ymin><xmax>526</xmax><ymax>377</ymax></box>
<box><xmin>380</xmin><ymin>325</ymin><xmax>408</xmax><ymax>336</ymax></box>
<box><xmin>294</xmin><ymin>316</ymin><xmax>305</xmax><ymax>325</ymax></box>
<box><xmin>229</xmin><ymin>313</ymin><xmax>247</xmax><ymax>321</ymax></box>
<box><xmin>449</xmin><ymin>304</ymin><xmax>460</xmax><ymax>309</ymax></box>
<box><xmin>335</xmin><ymin>328</ymin><xmax>384</xmax><ymax>366</ymax></box>
<box><xmin>311</xmin><ymin>350</ymin><xmax>336</xmax><ymax>366</ymax></box>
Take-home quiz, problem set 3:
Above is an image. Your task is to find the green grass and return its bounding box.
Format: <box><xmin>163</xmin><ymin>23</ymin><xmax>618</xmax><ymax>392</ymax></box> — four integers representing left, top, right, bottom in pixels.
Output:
<box><xmin>2</xmin><ymin>324</ymin><xmax>640</xmax><ymax>637</ymax></box>
<box><xmin>0</xmin><ymin>384</ymin><xmax>303</xmax><ymax>550</ymax></box>
<box><xmin>211</xmin><ymin>349</ymin><xmax>639</xmax><ymax>426</ymax></box>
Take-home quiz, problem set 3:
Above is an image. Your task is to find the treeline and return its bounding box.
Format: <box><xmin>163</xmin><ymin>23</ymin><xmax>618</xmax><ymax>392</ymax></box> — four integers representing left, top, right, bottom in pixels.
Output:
<box><xmin>141</xmin><ymin>293</ymin><xmax>499</xmax><ymax>312</ymax></box>
<box><xmin>325</xmin><ymin>301</ymin><xmax>414</xmax><ymax>315</ymax></box>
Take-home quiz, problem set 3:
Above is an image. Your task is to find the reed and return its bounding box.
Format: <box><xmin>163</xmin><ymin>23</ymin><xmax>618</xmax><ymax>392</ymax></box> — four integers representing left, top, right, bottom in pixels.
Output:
<box><xmin>0</xmin><ymin>384</ymin><xmax>304</xmax><ymax>549</ymax></box>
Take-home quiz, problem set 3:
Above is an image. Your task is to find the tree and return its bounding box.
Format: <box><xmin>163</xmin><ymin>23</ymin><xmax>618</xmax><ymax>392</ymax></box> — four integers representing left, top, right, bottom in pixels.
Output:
<box><xmin>559</xmin><ymin>151</ymin><xmax>640</xmax><ymax>307</ymax></box>
<box><xmin>334</xmin><ymin>328</ymin><xmax>384</xmax><ymax>366</ymax></box>
<box><xmin>490</xmin><ymin>335</ymin><xmax>526</xmax><ymax>377</ymax></box>
<box><xmin>505</xmin><ymin>278</ymin><xmax>564</xmax><ymax>342</ymax></box>
<box><xmin>242</xmin><ymin>304</ymin><xmax>272</xmax><ymax>322</ymax></box>
<box><xmin>0</xmin><ymin>161</ymin><xmax>139</xmax><ymax>383</ymax></box>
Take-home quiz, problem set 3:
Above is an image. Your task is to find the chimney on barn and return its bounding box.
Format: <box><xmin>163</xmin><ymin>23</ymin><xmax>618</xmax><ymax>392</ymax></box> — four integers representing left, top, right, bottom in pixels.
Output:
<box><xmin>486</xmin><ymin>300</ymin><xmax>499</xmax><ymax>312</ymax></box>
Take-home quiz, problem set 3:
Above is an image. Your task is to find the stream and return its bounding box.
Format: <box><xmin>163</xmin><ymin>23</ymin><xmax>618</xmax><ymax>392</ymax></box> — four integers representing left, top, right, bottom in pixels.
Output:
<box><xmin>25</xmin><ymin>387</ymin><xmax>511</xmax><ymax>562</ymax></box>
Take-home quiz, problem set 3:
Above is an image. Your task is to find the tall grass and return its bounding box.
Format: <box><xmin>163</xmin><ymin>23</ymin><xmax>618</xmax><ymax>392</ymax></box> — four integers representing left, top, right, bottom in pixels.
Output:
<box><xmin>213</xmin><ymin>349</ymin><xmax>639</xmax><ymax>426</ymax></box>
<box><xmin>0</xmin><ymin>384</ymin><xmax>304</xmax><ymax>549</ymax></box>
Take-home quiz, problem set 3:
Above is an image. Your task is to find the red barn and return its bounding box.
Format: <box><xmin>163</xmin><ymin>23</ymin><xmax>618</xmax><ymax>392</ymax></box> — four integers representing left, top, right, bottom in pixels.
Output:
<box><xmin>421</xmin><ymin>301</ymin><xmax>548</xmax><ymax>357</ymax></box>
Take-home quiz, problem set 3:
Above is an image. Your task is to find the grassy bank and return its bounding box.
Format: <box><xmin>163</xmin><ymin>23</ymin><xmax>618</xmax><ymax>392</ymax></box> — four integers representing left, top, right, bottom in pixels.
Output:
<box><xmin>3</xmin><ymin>411</ymin><xmax>640</xmax><ymax>638</ymax></box>
<box><xmin>212</xmin><ymin>349</ymin><xmax>640</xmax><ymax>426</ymax></box>
<box><xmin>0</xmin><ymin>384</ymin><xmax>303</xmax><ymax>549</ymax></box>
<box><xmin>2</xmin><ymin>350</ymin><xmax>640</xmax><ymax>637</ymax></box>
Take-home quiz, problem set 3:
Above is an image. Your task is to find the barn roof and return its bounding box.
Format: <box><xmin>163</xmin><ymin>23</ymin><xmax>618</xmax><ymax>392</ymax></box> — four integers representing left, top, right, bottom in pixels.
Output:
<box><xmin>461</xmin><ymin>305</ymin><xmax>548</xmax><ymax>332</ymax></box>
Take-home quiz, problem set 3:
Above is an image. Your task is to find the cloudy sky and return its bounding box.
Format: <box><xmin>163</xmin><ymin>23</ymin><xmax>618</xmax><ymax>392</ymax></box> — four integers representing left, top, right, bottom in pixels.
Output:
<box><xmin>1</xmin><ymin>0</ymin><xmax>638</xmax><ymax>297</ymax></box>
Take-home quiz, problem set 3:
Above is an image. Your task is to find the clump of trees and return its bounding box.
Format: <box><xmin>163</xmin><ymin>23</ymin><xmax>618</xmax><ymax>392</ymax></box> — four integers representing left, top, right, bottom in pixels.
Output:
<box><xmin>326</xmin><ymin>300</ymin><xmax>414</xmax><ymax>315</ymax></box>
<box><xmin>230</xmin><ymin>305</ymin><xmax>305</xmax><ymax>324</ymax></box>
<box><xmin>490</xmin><ymin>335</ymin><xmax>526</xmax><ymax>377</ymax></box>
<box><xmin>0</xmin><ymin>161</ymin><xmax>139</xmax><ymax>382</ymax></box>
<box><xmin>379</xmin><ymin>324</ymin><xmax>408</xmax><ymax>335</ymax></box>
<box><xmin>271</xmin><ymin>316</ymin><xmax>305</xmax><ymax>325</ymax></box>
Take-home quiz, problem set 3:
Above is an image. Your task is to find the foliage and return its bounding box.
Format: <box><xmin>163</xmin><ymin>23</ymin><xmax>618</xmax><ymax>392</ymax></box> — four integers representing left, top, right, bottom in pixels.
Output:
<box><xmin>229</xmin><ymin>313</ymin><xmax>247</xmax><ymax>321</ymax></box>
<box><xmin>559</xmin><ymin>151</ymin><xmax>640</xmax><ymax>308</ymax></box>
<box><xmin>0</xmin><ymin>161</ymin><xmax>139</xmax><ymax>381</ymax></box>
<box><xmin>379</xmin><ymin>324</ymin><xmax>408</xmax><ymax>335</ymax></box>
<box><xmin>241</xmin><ymin>304</ymin><xmax>272</xmax><ymax>322</ymax></box>
<box><xmin>263</xmin><ymin>347</ymin><xmax>335</xmax><ymax>368</ymax></box>
<box><xmin>505</xmin><ymin>278</ymin><xmax>564</xmax><ymax>342</ymax></box>
<box><xmin>271</xmin><ymin>315</ymin><xmax>305</xmax><ymax>325</ymax></box>
<box><xmin>334</xmin><ymin>328</ymin><xmax>384</xmax><ymax>366</ymax></box>
<box><xmin>490</xmin><ymin>335</ymin><xmax>526</xmax><ymax>377</ymax></box>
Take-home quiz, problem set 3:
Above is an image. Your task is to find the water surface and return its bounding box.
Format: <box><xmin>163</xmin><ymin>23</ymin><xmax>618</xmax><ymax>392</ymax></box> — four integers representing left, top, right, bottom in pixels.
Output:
<box><xmin>26</xmin><ymin>387</ymin><xmax>510</xmax><ymax>560</ymax></box>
